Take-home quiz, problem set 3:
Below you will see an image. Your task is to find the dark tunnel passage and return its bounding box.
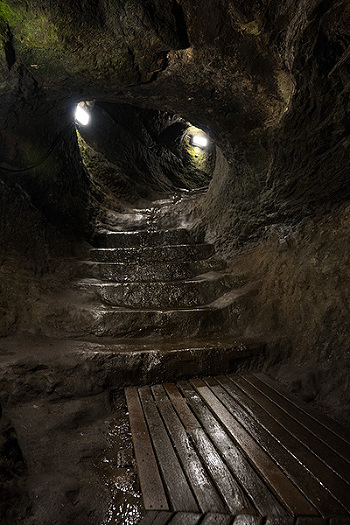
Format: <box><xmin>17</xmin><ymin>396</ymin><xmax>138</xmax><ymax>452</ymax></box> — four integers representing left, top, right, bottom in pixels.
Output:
<box><xmin>74</xmin><ymin>100</ymin><xmax>216</xmax><ymax>203</ymax></box>
<box><xmin>0</xmin><ymin>0</ymin><xmax>350</xmax><ymax>523</ymax></box>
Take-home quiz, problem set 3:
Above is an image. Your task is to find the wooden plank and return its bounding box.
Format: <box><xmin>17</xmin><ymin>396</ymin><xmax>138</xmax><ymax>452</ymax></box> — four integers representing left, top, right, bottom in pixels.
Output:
<box><xmin>152</xmin><ymin>511</ymin><xmax>174</xmax><ymax>525</ymax></box>
<box><xmin>254</xmin><ymin>373</ymin><xmax>350</xmax><ymax>445</ymax></box>
<box><xmin>138</xmin><ymin>511</ymin><xmax>159</xmax><ymax>525</ymax></box>
<box><xmin>244</xmin><ymin>373</ymin><xmax>350</xmax><ymax>469</ymax></box>
<box><xmin>295</xmin><ymin>519</ymin><xmax>327</xmax><ymax>525</ymax></box>
<box><xmin>168</xmin><ymin>512</ymin><xmax>203</xmax><ymax>524</ymax></box>
<box><xmin>177</xmin><ymin>381</ymin><xmax>287</xmax><ymax>517</ymax></box>
<box><xmin>265</xmin><ymin>519</ymin><xmax>294</xmax><ymax>525</ymax></box>
<box><xmin>138</xmin><ymin>386</ymin><xmax>199</xmax><ymax>513</ymax></box>
<box><xmin>188</xmin><ymin>378</ymin><xmax>318</xmax><ymax>517</ymax></box>
<box><xmin>189</xmin><ymin>427</ymin><xmax>256</xmax><ymax>515</ymax></box>
<box><xmin>125</xmin><ymin>387</ymin><xmax>169</xmax><ymax>511</ymax></box>
<box><xmin>200</xmin><ymin>513</ymin><xmax>233</xmax><ymax>524</ymax></box>
<box><xmin>229</xmin><ymin>374</ymin><xmax>350</xmax><ymax>513</ymax></box>
<box><xmin>164</xmin><ymin>383</ymin><xmax>201</xmax><ymax>430</ymax></box>
<box><xmin>214</xmin><ymin>376</ymin><xmax>349</xmax><ymax>518</ymax></box>
<box><xmin>151</xmin><ymin>384</ymin><xmax>226</xmax><ymax>513</ymax></box>
<box><xmin>329</xmin><ymin>519</ymin><xmax>350</xmax><ymax>525</ymax></box>
<box><xmin>233</xmin><ymin>517</ymin><xmax>263</xmax><ymax>525</ymax></box>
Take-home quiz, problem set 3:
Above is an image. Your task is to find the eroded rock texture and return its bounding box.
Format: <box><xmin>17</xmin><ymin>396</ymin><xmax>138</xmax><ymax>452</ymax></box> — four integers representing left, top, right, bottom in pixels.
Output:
<box><xmin>0</xmin><ymin>407</ymin><xmax>29</xmax><ymax>523</ymax></box>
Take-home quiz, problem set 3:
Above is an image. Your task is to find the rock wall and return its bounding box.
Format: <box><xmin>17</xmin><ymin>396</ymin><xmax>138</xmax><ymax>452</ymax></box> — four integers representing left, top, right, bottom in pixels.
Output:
<box><xmin>0</xmin><ymin>406</ymin><xmax>29</xmax><ymax>523</ymax></box>
<box><xmin>201</xmin><ymin>0</ymin><xmax>350</xmax><ymax>246</ymax></box>
<box><xmin>0</xmin><ymin>178</ymin><xmax>83</xmax><ymax>337</ymax></box>
<box><xmin>227</xmin><ymin>202</ymin><xmax>350</xmax><ymax>425</ymax></box>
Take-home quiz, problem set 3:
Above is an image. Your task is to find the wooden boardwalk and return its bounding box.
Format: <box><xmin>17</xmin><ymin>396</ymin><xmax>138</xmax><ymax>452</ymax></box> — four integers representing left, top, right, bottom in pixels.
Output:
<box><xmin>125</xmin><ymin>373</ymin><xmax>350</xmax><ymax>524</ymax></box>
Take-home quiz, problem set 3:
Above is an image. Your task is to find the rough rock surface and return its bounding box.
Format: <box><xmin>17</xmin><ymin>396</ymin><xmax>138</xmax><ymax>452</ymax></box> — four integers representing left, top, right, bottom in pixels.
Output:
<box><xmin>2</xmin><ymin>390</ymin><xmax>142</xmax><ymax>525</ymax></box>
<box><xmin>227</xmin><ymin>201</ymin><xmax>350</xmax><ymax>426</ymax></box>
<box><xmin>0</xmin><ymin>177</ymin><xmax>87</xmax><ymax>337</ymax></box>
<box><xmin>0</xmin><ymin>407</ymin><xmax>29</xmax><ymax>524</ymax></box>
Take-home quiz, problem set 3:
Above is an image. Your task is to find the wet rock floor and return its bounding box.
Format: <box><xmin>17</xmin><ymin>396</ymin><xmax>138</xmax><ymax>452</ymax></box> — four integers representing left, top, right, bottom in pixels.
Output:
<box><xmin>4</xmin><ymin>390</ymin><xmax>144</xmax><ymax>525</ymax></box>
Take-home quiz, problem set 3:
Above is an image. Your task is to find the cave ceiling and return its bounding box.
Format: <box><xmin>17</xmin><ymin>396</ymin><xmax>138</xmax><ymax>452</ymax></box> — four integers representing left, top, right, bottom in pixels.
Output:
<box><xmin>0</xmin><ymin>0</ymin><xmax>291</xmax><ymax>143</ymax></box>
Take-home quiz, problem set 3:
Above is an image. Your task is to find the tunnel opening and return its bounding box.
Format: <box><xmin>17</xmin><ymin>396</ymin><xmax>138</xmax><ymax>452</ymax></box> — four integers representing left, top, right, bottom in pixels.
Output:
<box><xmin>74</xmin><ymin>100</ymin><xmax>217</xmax><ymax>210</ymax></box>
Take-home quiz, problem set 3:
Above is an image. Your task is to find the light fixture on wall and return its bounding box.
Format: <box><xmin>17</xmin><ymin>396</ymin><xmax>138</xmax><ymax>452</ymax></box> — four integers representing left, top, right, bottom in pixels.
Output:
<box><xmin>190</xmin><ymin>135</ymin><xmax>208</xmax><ymax>148</ymax></box>
<box><xmin>75</xmin><ymin>102</ymin><xmax>90</xmax><ymax>125</ymax></box>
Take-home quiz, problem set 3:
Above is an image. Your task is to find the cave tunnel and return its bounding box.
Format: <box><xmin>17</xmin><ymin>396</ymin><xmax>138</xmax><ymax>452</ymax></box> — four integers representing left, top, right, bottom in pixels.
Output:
<box><xmin>0</xmin><ymin>1</ymin><xmax>350</xmax><ymax>524</ymax></box>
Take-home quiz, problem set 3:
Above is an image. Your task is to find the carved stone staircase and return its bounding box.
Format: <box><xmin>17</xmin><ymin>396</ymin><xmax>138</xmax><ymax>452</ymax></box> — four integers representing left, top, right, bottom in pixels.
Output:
<box><xmin>1</xmin><ymin>195</ymin><xmax>263</xmax><ymax>397</ymax></box>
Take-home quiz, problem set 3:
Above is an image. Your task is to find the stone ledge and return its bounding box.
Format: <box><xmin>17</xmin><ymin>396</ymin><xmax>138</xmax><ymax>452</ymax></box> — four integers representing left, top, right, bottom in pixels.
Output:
<box><xmin>0</xmin><ymin>336</ymin><xmax>265</xmax><ymax>405</ymax></box>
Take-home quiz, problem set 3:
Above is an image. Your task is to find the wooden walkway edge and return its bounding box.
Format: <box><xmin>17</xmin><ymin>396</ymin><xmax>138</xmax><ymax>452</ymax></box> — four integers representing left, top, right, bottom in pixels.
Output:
<box><xmin>125</xmin><ymin>373</ymin><xmax>350</xmax><ymax>522</ymax></box>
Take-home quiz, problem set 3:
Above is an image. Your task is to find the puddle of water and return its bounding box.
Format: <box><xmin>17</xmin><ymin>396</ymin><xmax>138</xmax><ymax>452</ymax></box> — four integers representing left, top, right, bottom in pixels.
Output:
<box><xmin>102</xmin><ymin>472</ymin><xmax>142</xmax><ymax>525</ymax></box>
<box><xmin>97</xmin><ymin>398</ymin><xmax>144</xmax><ymax>525</ymax></box>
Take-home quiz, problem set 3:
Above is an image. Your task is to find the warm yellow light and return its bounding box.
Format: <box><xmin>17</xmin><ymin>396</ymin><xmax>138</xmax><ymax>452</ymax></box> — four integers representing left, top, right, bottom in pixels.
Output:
<box><xmin>75</xmin><ymin>105</ymin><xmax>90</xmax><ymax>125</ymax></box>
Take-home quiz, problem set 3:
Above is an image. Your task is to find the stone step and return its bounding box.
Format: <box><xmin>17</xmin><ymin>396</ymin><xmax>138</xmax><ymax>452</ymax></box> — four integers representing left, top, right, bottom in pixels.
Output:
<box><xmin>0</xmin><ymin>335</ymin><xmax>264</xmax><ymax>402</ymax></box>
<box><xmin>93</xmin><ymin>228</ymin><xmax>193</xmax><ymax>248</ymax></box>
<box><xmin>78</xmin><ymin>258</ymin><xmax>225</xmax><ymax>282</ymax></box>
<box><xmin>40</xmin><ymin>286</ymin><xmax>256</xmax><ymax>339</ymax></box>
<box><xmin>89</xmin><ymin>243</ymin><xmax>214</xmax><ymax>263</ymax></box>
<box><xmin>75</xmin><ymin>272</ymin><xmax>237</xmax><ymax>308</ymax></box>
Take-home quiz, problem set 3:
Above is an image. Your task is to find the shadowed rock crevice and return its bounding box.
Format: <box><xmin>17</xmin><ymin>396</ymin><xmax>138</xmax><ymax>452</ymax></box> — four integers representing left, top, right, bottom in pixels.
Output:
<box><xmin>0</xmin><ymin>408</ymin><xmax>30</xmax><ymax>523</ymax></box>
<box><xmin>4</xmin><ymin>31</ymin><xmax>15</xmax><ymax>70</ymax></box>
<box><xmin>172</xmin><ymin>0</ymin><xmax>190</xmax><ymax>49</ymax></box>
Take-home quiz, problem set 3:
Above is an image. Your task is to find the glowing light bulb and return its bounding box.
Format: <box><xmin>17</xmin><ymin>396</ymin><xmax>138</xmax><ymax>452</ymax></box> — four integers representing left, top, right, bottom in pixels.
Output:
<box><xmin>75</xmin><ymin>105</ymin><xmax>90</xmax><ymax>125</ymax></box>
<box><xmin>191</xmin><ymin>135</ymin><xmax>208</xmax><ymax>148</ymax></box>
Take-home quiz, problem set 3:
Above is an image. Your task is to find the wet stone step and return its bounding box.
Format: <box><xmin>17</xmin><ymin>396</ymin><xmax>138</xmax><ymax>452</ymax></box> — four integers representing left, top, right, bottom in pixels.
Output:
<box><xmin>78</xmin><ymin>259</ymin><xmax>225</xmax><ymax>283</ymax></box>
<box><xmin>0</xmin><ymin>336</ymin><xmax>263</xmax><ymax>403</ymax></box>
<box><xmin>93</xmin><ymin>229</ymin><xmax>193</xmax><ymax>248</ymax></box>
<box><xmin>76</xmin><ymin>273</ymin><xmax>235</xmax><ymax>308</ymax></box>
<box><xmin>44</xmin><ymin>289</ymin><xmax>251</xmax><ymax>339</ymax></box>
<box><xmin>89</xmin><ymin>244</ymin><xmax>215</xmax><ymax>263</ymax></box>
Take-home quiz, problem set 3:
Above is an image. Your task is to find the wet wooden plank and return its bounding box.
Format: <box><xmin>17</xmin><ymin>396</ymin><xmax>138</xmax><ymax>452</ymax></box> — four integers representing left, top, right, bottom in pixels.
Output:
<box><xmin>189</xmin><ymin>427</ymin><xmax>255</xmax><ymax>515</ymax></box>
<box><xmin>229</xmin><ymin>374</ymin><xmax>350</xmax><ymax>514</ymax></box>
<box><xmin>168</xmin><ymin>512</ymin><xmax>203</xmax><ymax>524</ymax></box>
<box><xmin>152</xmin><ymin>511</ymin><xmax>174</xmax><ymax>525</ymax></box>
<box><xmin>138</xmin><ymin>511</ymin><xmax>159</xmax><ymax>525</ymax></box>
<box><xmin>164</xmin><ymin>383</ymin><xmax>201</xmax><ymax>430</ymax></box>
<box><xmin>138</xmin><ymin>386</ymin><xmax>199</xmax><ymax>513</ymax></box>
<box><xmin>243</xmin><ymin>373</ymin><xmax>350</xmax><ymax>471</ymax></box>
<box><xmin>295</xmin><ymin>519</ymin><xmax>327</xmax><ymax>525</ymax></box>
<box><xmin>233</xmin><ymin>517</ymin><xmax>263</xmax><ymax>525</ymax></box>
<box><xmin>124</xmin><ymin>387</ymin><xmax>168</xmax><ymax>511</ymax></box>
<box><xmin>151</xmin><ymin>384</ymin><xmax>226</xmax><ymax>513</ymax></box>
<box><xmin>177</xmin><ymin>381</ymin><xmax>287</xmax><ymax>517</ymax></box>
<box><xmin>265</xmin><ymin>519</ymin><xmax>294</xmax><ymax>525</ymax></box>
<box><xmin>214</xmin><ymin>376</ymin><xmax>348</xmax><ymax>518</ymax></box>
<box><xmin>254</xmin><ymin>373</ymin><xmax>350</xmax><ymax>446</ymax></box>
<box><xmin>188</xmin><ymin>378</ymin><xmax>318</xmax><ymax>517</ymax></box>
<box><xmin>200</xmin><ymin>513</ymin><xmax>233</xmax><ymax>524</ymax></box>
